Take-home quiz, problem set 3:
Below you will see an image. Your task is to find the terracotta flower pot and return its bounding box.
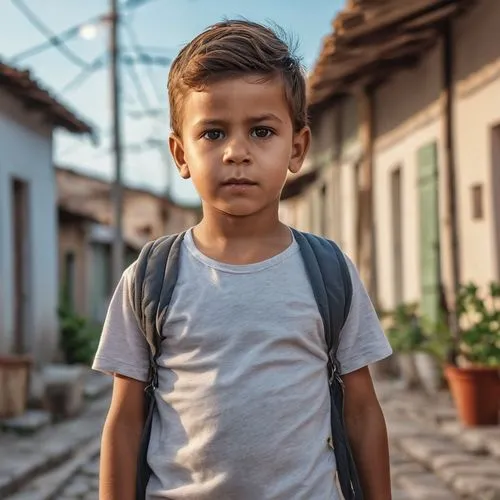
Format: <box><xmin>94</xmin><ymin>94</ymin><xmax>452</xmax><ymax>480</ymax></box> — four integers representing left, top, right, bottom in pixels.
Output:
<box><xmin>445</xmin><ymin>364</ymin><xmax>500</xmax><ymax>427</ymax></box>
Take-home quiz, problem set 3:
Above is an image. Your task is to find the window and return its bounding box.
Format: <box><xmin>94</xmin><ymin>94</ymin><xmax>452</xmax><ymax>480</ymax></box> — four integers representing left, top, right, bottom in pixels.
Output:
<box><xmin>471</xmin><ymin>184</ymin><xmax>484</xmax><ymax>220</ymax></box>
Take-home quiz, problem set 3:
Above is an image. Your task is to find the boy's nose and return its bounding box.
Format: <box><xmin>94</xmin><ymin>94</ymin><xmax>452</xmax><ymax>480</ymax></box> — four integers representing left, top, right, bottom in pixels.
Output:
<box><xmin>223</xmin><ymin>138</ymin><xmax>251</xmax><ymax>165</ymax></box>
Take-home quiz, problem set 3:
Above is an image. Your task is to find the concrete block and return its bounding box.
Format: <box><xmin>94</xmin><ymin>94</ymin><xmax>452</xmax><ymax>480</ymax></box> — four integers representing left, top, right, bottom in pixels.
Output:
<box><xmin>42</xmin><ymin>364</ymin><xmax>86</xmax><ymax>420</ymax></box>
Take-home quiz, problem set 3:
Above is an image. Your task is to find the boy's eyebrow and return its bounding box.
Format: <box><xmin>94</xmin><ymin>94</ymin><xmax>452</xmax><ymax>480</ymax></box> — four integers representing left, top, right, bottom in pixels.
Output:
<box><xmin>248</xmin><ymin>113</ymin><xmax>283</xmax><ymax>124</ymax></box>
<box><xmin>193</xmin><ymin>113</ymin><xmax>283</xmax><ymax>128</ymax></box>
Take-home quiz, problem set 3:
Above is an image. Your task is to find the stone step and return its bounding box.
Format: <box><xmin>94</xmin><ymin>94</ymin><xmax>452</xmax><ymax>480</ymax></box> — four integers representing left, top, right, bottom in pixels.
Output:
<box><xmin>5</xmin><ymin>436</ymin><xmax>100</xmax><ymax>500</ymax></box>
<box><xmin>1</xmin><ymin>410</ymin><xmax>51</xmax><ymax>435</ymax></box>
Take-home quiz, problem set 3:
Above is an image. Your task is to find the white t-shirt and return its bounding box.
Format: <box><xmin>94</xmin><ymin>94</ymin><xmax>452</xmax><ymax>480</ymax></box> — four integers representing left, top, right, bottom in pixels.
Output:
<box><xmin>93</xmin><ymin>229</ymin><xmax>392</xmax><ymax>499</ymax></box>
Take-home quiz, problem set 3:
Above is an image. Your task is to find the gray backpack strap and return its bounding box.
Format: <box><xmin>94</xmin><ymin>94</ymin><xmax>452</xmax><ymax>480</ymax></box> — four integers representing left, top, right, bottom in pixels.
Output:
<box><xmin>292</xmin><ymin>229</ymin><xmax>362</xmax><ymax>500</ymax></box>
<box><xmin>291</xmin><ymin>229</ymin><xmax>352</xmax><ymax>357</ymax></box>
<box><xmin>131</xmin><ymin>232</ymin><xmax>186</xmax><ymax>377</ymax></box>
<box><xmin>130</xmin><ymin>231</ymin><xmax>185</xmax><ymax>500</ymax></box>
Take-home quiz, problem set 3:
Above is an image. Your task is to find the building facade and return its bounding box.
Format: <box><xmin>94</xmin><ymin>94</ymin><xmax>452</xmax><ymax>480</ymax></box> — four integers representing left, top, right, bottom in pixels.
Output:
<box><xmin>57</xmin><ymin>167</ymin><xmax>201</xmax><ymax>323</ymax></box>
<box><xmin>281</xmin><ymin>0</ymin><xmax>498</xmax><ymax>320</ymax></box>
<box><xmin>0</xmin><ymin>63</ymin><xmax>92</xmax><ymax>363</ymax></box>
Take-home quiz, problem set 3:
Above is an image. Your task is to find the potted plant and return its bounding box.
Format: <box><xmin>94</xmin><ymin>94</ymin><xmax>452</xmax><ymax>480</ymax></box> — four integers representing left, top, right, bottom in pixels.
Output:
<box><xmin>445</xmin><ymin>282</ymin><xmax>500</xmax><ymax>426</ymax></box>
<box><xmin>386</xmin><ymin>303</ymin><xmax>423</xmax><ymax>389</ymax></box>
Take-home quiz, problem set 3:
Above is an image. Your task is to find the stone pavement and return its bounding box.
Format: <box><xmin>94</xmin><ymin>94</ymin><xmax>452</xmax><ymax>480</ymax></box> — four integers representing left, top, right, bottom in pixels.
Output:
<box><xmin>0</xmin><ymin>372</ymin><xmax>111</xmax><ymax>500</ymax></box>
<box><xmin>2</xmin><ymin>378</ymin><xmax>500</xmax><ymax>499</ymax></box>
<box><xmin>377</xmin><ymin>381</ymin><xmax>500</xmax><ymax>500</ymax></box>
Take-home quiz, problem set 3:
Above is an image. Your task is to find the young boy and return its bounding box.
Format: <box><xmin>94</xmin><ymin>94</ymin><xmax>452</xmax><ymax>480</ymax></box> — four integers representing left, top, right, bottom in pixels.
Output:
<box><xmin>93</xmin><ymin>20</ymin><xmax>393</xmax><ymax>500</ymax></box>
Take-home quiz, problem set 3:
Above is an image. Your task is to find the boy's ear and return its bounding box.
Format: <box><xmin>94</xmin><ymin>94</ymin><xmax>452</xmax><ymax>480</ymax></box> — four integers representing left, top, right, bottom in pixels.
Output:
<box><xmin>169</xmin><ymin>134</ymin><xmax>191</xmax><ymax>179</ymax></box>
<box><xmin>289</xmin><ymin>126</ymin><xmax>311</xmax><ymax>174</ymax></box>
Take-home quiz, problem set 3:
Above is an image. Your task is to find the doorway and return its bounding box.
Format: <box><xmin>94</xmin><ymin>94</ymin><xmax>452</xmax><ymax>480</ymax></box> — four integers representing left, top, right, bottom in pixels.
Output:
<box><xmin>11</xmin><ymin>178</ymin><xmax>30</xmax><ymax>354</ymax></box>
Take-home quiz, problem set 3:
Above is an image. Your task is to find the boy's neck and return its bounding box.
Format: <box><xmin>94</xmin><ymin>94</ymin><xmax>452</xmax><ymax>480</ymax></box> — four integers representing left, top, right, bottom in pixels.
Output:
<box><xmin>192</xmin><ymin>203</ymin><xmax>292</xmax><ymax>265</ymax></box>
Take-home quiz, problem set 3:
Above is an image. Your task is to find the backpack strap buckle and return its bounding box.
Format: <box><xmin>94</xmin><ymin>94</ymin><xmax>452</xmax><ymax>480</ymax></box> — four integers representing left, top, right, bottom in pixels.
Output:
<box><xmin>146</xmin><ymin>349</ymin><xmax>159</xmax><ymax>393</ymax></box>
<box><xmin>328</xmin><ymin>349</ymin><xmax>343</xmax><ymax>387</ymax></box>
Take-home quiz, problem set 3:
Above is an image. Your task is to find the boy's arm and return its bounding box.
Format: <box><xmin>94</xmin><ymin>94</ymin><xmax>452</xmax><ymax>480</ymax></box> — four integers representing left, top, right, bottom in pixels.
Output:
<box><xmin>100</xmin><ymin>374</ymin><xmax>147</xmax><ymax>500</ymax></box>
<box><xmin>343</xmin><ymin>367</ymin><xmax>391</xmax><ymax>500</ymax></box>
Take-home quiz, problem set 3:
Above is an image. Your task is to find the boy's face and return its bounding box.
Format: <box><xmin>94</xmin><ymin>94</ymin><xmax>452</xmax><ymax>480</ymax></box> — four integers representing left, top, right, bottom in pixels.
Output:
<box><xmin>169</xmin><ymin>75</ymin><xmax>310</xmax><ymax>217</ymax></box>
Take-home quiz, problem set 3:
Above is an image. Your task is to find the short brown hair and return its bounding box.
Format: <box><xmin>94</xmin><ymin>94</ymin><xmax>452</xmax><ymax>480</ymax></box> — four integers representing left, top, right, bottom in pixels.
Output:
<box><xmin>167</xmin><ymin>20</ymin><xmax>307</xmax><ymax>136</ymax></box>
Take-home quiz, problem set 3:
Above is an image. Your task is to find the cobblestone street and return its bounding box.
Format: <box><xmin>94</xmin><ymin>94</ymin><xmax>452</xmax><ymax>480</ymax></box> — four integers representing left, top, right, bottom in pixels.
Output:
<box><xmin>2</xmin><ymin>379</ymin><xmax>500</xmax><ymax>499</ymax></box>
<box><xmin>53</xmin><ymin>456</ymin><xmax>100</xmax><ymax>500</ymax></box>
<box><xmin>379</xmin><ymin>382</ymin><xmax>500</xmax><ymax>500</ymax></box>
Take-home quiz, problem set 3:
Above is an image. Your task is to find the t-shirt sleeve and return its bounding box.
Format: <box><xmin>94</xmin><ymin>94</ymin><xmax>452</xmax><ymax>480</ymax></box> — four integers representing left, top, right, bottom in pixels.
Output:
<box><xmin>336</xmin><ymin>254</ymin><xmax>393</xmax><ymax>375</ymax></box>
<box><xmin>92</xmin><ymin>264</ymin><xmax>150</xmax><ymax>382</ymax></box>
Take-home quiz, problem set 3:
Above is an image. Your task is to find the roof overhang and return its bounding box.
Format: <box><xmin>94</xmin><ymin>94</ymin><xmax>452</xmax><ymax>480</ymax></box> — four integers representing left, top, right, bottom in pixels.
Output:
<box><xmin>0</xmin><ymin>61</ymin><xmax>94</xmax><ymax>136</ymax></box>
<box><xmin>308</xmin><ymin>0</ymin><xmax>476</xmax><ymax>109</ymax></box>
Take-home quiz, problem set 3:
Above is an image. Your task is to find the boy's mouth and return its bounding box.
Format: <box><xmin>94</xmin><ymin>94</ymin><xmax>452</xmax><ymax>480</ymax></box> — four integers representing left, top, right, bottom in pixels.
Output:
<box><xmin>221</xmin><ymin>177</ymin><xmax>258</xmax><ymax>186</ymax></box>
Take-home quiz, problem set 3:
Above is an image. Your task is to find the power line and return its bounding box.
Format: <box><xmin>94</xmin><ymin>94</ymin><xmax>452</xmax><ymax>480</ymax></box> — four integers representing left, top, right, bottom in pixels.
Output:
<box><xmin>120</xmin><ymin>11</ymin><xmax>173</xmax><ymax>195</ymax></box>
<box><xmin>9</xmin><ymin>14</ymin><xmax>108</xmax><ymax>64</ymax></box>
<box><xmin>122</xmin><ymin>0</ymin><xmax>161</xmax><ymax>10</ymax></box>
<box><xmin>11</xmin><ymin>0</ymin><xmax>91</xmax><ymax>69</ymax></box>
<box><xmin>59</xmin><ymin>140</ymin><xmax>89</xmax><ymax>158</ymax></box>
<box><xmin>122</xmin><ymin>53</ymin><xmax>151</xmax><ymax>111</ymax></box>
<box><xmin>123</xmin><ymin>16</ymin><xmax>164</xmax><ymax>103</ymax></box>
<box><xmin>125</xmin><ymin>44</ymin><xmax>176</xmax><ymax>55</ymax></box>
<box><xmin>121</xmin><ymin>52</ymin><xmax>172</xmax><ymax>67</ymax></box>
<box><xmin>60</xmin><ymin>53</ymin><xmax>108</xmax><ymax>94</ymax></box>
<box><xmin>127</xmin><ymin>108</ymin><xmax>165</xmax><ymax>119</ymax></box>
<box><xmin>10</xmin><ymin>0</ymin><xmax>174</xmax><ymax>200</ymax></box>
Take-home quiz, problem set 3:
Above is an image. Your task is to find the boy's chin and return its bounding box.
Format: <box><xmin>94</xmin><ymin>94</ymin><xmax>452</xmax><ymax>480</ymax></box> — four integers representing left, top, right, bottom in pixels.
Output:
<box><xmin>213</xmin><ymin>200</ymin><xmax>273</xmax><ymax>218</ymax></box>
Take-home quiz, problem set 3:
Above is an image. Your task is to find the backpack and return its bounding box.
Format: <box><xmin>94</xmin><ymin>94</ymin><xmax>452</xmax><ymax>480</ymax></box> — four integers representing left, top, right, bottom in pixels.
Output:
<box><xmin>129</xmin><ymin>228</ymin><xmax>363</xmax><ymax>500</ymax></box>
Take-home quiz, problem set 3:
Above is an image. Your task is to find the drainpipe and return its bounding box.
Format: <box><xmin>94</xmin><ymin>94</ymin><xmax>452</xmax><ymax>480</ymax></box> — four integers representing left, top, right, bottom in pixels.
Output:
<box><xmin>442</xmin><ymin>19</ymin><xmax>461</xmax><ymax>361</ymax></box>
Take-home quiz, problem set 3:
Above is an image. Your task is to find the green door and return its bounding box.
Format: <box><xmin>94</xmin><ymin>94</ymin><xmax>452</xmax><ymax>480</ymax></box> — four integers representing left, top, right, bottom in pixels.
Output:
<box><xmin>417</xmin><ymin>142</ymin><xmax>441</xmax><ymax>324</ymax></box>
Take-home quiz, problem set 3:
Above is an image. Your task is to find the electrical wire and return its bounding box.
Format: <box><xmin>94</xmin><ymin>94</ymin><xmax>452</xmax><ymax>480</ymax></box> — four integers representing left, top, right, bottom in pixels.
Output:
<box><xmin>9</xmin><ymin>14</ymin><xmax>108</xmax><ymax>64</ymax></box>
<box><xmin>11</xmin><ymin>0</ymin><xmax>91</xmax><ymax>69</ymax></box>
<box><xmin>122</xmin><ymin>0</ymin><xmax>161</xmax><ymax>11</ymax></box>
<box><xmin>10</xmin><ymin>0</ymin><xmax>173</xmax><ymax>192</ymax></box>
<box><xmin>127</xmin><ymin>108</ymin><xmax>165</xmax><ymax>119</ymax></box>
<box><xmin>123</xmin><ymin>16</ymin><xmax>164</xmax><ymax>103</ymax></box>
<box><xmin>59</xmin><ymin>140</ymin><xmax>89</xmax><ymax>158</ymax></box>
<box><xmin>125</xmin><ymin>44</ymin><xmax>176</xmax><ymax>55</ymax></box>
<box><xmin>123</xmin><ymin>54</ymin><xmax>151</xmax><ymax>111</ymax></box>
<box><xmin>60</xmin><ymin>53</ymin><xmax>108</xmax><ymax>94</ymax></box>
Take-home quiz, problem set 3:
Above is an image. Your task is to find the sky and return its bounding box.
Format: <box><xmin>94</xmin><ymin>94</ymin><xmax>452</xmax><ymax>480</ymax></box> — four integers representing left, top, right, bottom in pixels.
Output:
<box><xmin>0</xmin><ymin>0</ymin><xmax>342</xmax><ymax>204</ymax></box>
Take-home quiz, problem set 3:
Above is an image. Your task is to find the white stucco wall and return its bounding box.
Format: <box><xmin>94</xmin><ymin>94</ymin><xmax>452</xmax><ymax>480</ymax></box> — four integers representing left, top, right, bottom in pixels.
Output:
<box><xmin>373</xmin><ymin>42</ymin><xmax>444</xmax><ymax>312</ymax></box>
<box><xmin>279</xmin><ymin>189</ymin><xmax>315</xmax><ymax>233</ymax></box>
<box><xmin>0</xmin><ymin>89</ymin><xmax>58</xmax><ymax>363</ymax></box>
<box><xmin>453</xmin><ymin>0</ymin><xmax>500</xmax><ymax>285</ymax></box>
<box><xmin>280</xmin><ymin>97</ymin><xmax>361</xmax><ymax>259</ymax></box>
<box><xmin>339</xmin><ymin>158</ymin><xmax>359</xmax><ymax>261</ymax></box>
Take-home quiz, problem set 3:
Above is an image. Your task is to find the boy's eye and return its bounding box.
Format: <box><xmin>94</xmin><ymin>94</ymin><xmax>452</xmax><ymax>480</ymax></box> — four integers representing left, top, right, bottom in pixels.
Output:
<box><xmin>202</xmin><ymin>130</ymin><xmax>225</xmax><ymax>141</ymax></box>
<box><xmin>251</xmin><ymin>127</ymin><xmax>273</xmax><ymax>139</ymax></box>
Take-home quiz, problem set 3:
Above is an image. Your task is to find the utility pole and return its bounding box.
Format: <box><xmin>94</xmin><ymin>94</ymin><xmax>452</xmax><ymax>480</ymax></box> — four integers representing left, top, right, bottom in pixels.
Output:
<box><xmin>110</xmin><ymin>0</ymin><xmax>124</xmax><ymax>287</ymax></box>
